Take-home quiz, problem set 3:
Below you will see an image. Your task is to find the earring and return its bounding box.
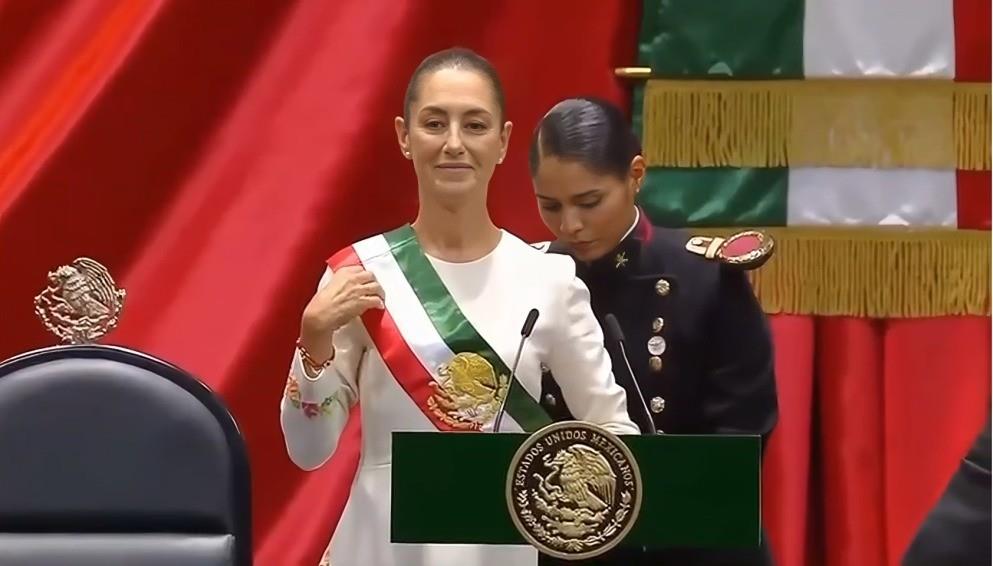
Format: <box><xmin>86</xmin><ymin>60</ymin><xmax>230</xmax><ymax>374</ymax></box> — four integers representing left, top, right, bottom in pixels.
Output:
<box><xmin>403</xmin><ymin>151</ymin><xmax>411</xmax><ymax>159</ymax></box>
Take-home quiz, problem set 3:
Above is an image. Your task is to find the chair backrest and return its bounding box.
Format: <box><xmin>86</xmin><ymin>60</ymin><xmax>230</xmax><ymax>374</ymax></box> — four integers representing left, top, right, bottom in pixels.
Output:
<box><xmin>0</xmin><ymin>345</ymin><xmax>251</xmax><ymax>566</ymax></box>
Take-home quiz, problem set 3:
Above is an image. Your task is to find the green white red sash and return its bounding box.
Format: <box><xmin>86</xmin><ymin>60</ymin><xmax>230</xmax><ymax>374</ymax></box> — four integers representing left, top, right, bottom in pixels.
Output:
<box><xmin>327</xmin><ymin>224</ymin><xmax>551</xmax><ymax>433</ymax></box>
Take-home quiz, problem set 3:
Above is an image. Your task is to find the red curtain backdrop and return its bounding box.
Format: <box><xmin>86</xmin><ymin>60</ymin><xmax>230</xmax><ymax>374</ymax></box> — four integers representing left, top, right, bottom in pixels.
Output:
<box><xmin>763</xmin><ymin>316</ymin><xmax>990</xmax><ymax>566</ymax></box>
<box><xmin>0</xmin><ymin>2</ymin><xmax>987</xmax><ymax>566</ymax></box>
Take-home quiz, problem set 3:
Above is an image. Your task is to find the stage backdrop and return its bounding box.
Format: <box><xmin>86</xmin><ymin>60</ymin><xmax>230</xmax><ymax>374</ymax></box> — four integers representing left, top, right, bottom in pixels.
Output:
<box><xmin>0</xmin><ymin>2</ymin><xmax>987</xmax><ymax>566</ymax></box>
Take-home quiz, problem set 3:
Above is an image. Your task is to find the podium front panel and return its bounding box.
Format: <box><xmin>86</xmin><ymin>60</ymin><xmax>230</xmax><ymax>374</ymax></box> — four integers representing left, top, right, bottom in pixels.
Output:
<box><xmin>391</xmin><ymin>432</ymin><xmax>760</xmax><ymax>549</ymax></box>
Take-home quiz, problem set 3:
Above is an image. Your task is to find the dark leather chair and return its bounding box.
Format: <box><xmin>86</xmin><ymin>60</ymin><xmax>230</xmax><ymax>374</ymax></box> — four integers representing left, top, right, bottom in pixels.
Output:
<box><xmin>0</xmin><ymin>345</ymin><xmax>251</xmax><ymax>565</ymax></box>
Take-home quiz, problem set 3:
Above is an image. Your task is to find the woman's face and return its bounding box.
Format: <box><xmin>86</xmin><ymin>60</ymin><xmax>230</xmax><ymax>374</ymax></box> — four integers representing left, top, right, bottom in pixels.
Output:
<box><xmin>532</xmin><ymin>155</ymin><xmax>645</xmax><ymax>262</ymax></box>
<box><xmin>395</xmin><ymin>68</ymin><xmax>512</xmax><ymax>203</ymax></box>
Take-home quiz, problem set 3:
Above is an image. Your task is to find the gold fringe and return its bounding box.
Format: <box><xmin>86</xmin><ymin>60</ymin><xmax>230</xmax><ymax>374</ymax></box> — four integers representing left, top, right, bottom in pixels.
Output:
<box><xmin>704</xmin><ymin>227</ymin><xmax>991</xmax><ymax>318</ymax></box>
<box><xmin>954</xmin><ymin>83</ymin><xmax>992</xmax><ymax>171</ymax></box>
<box><xmin>643</xmin><ymin>79</ymin><xmax>991</xmax><ymax>170</ymax></box>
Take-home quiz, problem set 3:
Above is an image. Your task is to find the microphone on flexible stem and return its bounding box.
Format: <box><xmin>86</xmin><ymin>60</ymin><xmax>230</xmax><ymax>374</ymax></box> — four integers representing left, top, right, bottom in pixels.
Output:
<box><xmin>492</xmin><ymin>308</ymin><xmax>540</xmax><ymax>434</ymax></box>
<box><xmin>604</xmin><ymin>314</ymin><xmax>657</xmax><ymax>435</ymax></box>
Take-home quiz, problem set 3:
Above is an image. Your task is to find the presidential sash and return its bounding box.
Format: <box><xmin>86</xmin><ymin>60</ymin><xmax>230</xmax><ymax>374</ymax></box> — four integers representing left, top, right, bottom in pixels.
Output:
<box><xmin>328</xmin><ymin>225</ymin><xmax>551</xmax><ymax>432</ymax></box>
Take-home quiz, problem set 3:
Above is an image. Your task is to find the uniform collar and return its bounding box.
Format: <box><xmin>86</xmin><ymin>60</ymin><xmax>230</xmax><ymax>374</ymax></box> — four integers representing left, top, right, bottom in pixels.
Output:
<box><xmin>580</xmin><ymin>207</ymin><xmax>653</xmax><ymax>280</ymax></box>
<box><xmin>619</xmin><ymin>207</ymin><xmax>640</xmax><ymax>241</ymax></box>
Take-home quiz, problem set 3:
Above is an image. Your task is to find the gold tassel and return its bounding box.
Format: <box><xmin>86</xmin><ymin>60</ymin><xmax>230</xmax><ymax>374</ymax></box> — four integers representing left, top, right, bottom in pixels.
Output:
<box><xmin>704</xmin><ymin>227</ymin><xmax>991</xmax><ymax>318</ymax></box>
<box><xmin>643</xmin><ymin>80</ymin><xmax>991</xmax><ymax>171</ymax></box>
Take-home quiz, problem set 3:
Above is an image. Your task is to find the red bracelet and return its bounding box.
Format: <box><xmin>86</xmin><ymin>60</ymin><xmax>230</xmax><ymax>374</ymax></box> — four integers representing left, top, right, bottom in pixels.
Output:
<box><xmin>296</xmin><ymin>338</ymin><xmax>332</xmax><ymax>380</ymax></box>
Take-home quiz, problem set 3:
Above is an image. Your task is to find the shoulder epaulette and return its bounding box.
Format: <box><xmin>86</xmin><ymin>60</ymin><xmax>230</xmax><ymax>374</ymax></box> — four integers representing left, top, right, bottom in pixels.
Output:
<box><xmin>684</xmin><ymin>230</ymin><xmax>774</xmax><ymax>270</ymax></box>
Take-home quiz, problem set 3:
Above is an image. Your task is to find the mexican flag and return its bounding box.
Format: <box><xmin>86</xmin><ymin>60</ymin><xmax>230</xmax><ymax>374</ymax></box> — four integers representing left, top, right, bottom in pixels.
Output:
<box><xmin>632</xmin><ymin>0</ymin><xmax>990</xmax><ymax>318</ymax></box>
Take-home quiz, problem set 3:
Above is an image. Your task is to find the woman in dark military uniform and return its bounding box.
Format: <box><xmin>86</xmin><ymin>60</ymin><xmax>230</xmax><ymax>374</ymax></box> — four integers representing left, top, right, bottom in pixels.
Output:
<box><xmin>529</xmin><ymin>97</ymin><xmax>779</xmax><ymax>566</ymax></box>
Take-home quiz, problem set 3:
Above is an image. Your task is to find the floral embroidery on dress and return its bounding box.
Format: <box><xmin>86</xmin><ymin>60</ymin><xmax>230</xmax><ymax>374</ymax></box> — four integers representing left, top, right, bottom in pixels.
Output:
<box><xmin>284</xmin><ymin>374</ymin><xmax>338</xmax><ymax>419</ymax></box>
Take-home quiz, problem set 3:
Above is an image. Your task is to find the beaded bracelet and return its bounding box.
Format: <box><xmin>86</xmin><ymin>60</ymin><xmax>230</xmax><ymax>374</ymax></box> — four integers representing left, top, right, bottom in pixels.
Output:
<box><xmin>296</xmin><ymin>338</ymin><xmax>333</xmax><ymax>381</ymax></box>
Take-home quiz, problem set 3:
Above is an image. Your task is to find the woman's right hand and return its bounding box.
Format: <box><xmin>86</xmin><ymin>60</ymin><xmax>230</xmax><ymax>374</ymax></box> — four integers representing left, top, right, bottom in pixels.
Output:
<box><xmin>298</xmin><ymin>266</ymin><xmax>384</xmax><ymax>361</ymax></box>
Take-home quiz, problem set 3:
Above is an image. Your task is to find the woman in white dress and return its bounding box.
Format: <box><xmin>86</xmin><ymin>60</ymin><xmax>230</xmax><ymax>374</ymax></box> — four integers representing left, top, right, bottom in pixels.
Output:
<box><xmin>281</xmin><ymin>47</ymin><xmax>638</xmax><ymax>566</ymax></box>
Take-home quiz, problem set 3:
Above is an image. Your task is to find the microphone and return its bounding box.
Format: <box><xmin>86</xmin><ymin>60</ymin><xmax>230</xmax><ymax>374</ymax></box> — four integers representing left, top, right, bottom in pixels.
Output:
<box><xmin>492</xmin><ymin>308</ymin><xmax>539</xmax><ymax>433</ymax></box>
<box><xmin>604</xmin><ymin>314</ymin><xmax>657</xmax><ymax>435</ymax></box>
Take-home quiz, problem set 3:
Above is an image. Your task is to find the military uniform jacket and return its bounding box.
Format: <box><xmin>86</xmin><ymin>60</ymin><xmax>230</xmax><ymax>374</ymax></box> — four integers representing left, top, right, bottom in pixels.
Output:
<box><xmin>538</xmin><ymin>211</ymin><xmax>779</xmax><ymax>566</ymax></box>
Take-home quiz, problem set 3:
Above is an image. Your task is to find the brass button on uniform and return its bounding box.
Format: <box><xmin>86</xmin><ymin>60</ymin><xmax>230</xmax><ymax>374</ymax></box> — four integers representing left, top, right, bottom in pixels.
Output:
<box><xmin>543</xmin><ymin>393</ymin><xmax>557</xmax><ymax>406</ymax></box>
<box><xmin>650</xmin><ymin>397</ymin><xmax>666</xmax><ymax>413</ymax></box>
<box><xmin>655</xmin><ymin>278</ymin><xmax>671</xmax><ymax>296</ymax></box>
<box><xmin>649</xmin><ymin>356</ymin><xmax>663</xmax><ymax>372</ymax></box>
<box><xmin>652</xmin><ymin>317</ymin><xmax>664</xmax><ymax>333</ymax></box>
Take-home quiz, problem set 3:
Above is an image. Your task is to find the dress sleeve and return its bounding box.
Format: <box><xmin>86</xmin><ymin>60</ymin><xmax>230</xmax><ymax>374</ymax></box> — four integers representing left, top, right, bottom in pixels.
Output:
<box><xmin>280</xmin><ymin>267</ymin><xmax>365</xmax><ymax>470</ymax></box>
<box><xmin>545</xmin><ymin>273</ymin><xmax>639</xmax><ymax>436</ymax></box>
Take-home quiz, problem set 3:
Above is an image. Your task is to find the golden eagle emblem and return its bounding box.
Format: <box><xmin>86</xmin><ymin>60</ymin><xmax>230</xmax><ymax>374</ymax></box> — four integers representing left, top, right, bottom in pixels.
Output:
<box><xmin>34</xmin><ymin>257</ymin><xmax>126</xmax><ymax>344</ymax></box>
<box><xmin>428</xmin><ymin>352</ymin><xmax>509</xmax><ymax>430</ymax></box>
<box><xmin>537</xmin><ymin>445</ymin><xmax>617</xmax><ymax>521</ymax></box>
<box><xmin>507</xmin><ymin>421</ymin><xmax>642</xmax><ymax>560</ymax></box>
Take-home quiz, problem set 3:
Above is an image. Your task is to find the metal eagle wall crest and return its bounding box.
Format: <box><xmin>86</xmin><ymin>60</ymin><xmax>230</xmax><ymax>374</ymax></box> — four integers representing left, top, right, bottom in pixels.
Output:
<box><xmin>34</xmin><ymin>257</ymin><xmax>126</xmax><ymax>344</ymax></box>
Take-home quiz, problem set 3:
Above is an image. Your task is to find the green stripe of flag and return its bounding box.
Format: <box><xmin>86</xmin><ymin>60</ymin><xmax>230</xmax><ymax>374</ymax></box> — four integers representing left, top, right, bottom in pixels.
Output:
<box><xmin>640</xmin><ymin>0</ymin><xmax>804</xmax><ymax>79</ymax></box>
<box><xmin>639</xmin><ymin>168</ymin><xmax>788</xmax><ymax>227</ymax></box>
<box><xmin>635</xmin><ymin>0</ymin><xmax>804</xmax><ymax>227</ymax></box>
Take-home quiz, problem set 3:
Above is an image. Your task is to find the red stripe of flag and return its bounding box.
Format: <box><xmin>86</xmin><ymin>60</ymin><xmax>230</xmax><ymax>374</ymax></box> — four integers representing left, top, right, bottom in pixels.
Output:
<box><xmin>954</xmin><ymin>0</ymin><xmax>991</xmax><ymax>230</ymax></box>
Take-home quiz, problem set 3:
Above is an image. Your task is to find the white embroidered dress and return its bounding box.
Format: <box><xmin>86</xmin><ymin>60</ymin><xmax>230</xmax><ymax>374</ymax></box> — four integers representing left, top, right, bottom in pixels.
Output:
<box><xmin>281</xmin><ymin>228</ymin><xmax>638</xmax><ymax>566</ymax></box>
